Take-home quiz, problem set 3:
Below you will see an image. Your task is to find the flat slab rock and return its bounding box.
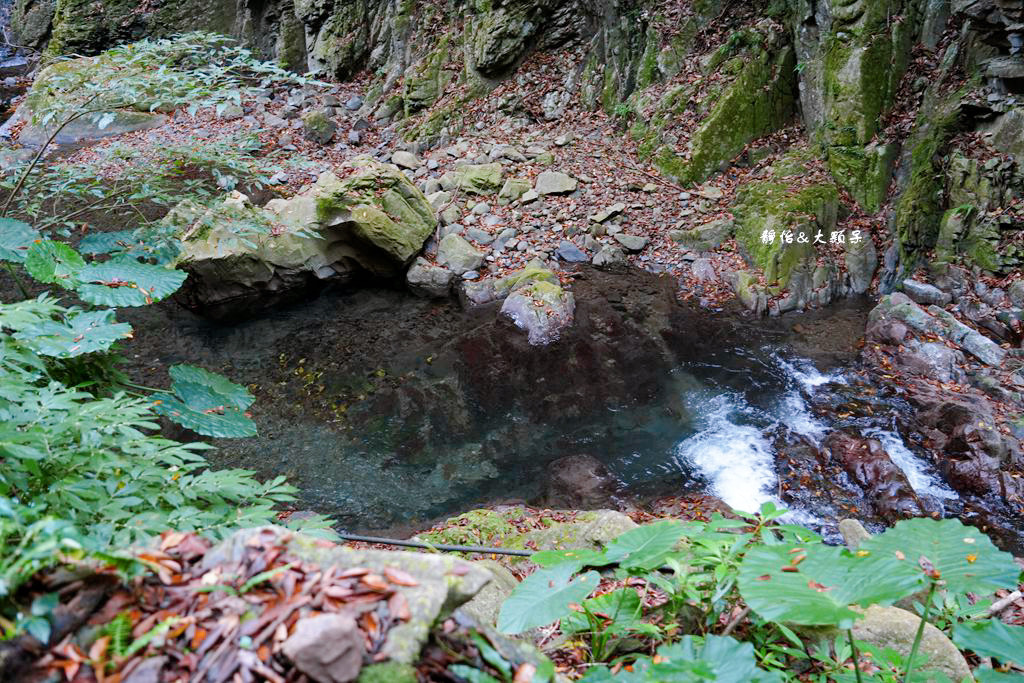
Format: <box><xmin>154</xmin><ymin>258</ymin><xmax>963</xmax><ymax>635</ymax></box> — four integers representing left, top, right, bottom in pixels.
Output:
<box><xmin>202</xmin><ymin>527</ymin><xmax>491</xmax><ymax>665</ymax></box>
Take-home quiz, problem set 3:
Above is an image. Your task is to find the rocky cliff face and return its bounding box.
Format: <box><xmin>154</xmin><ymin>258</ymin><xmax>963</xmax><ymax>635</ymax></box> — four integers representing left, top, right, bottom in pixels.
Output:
<box><xmin>9</xmin><ymin>0</ymin><xmax>1024</xmax><ymax>301</ymax></box>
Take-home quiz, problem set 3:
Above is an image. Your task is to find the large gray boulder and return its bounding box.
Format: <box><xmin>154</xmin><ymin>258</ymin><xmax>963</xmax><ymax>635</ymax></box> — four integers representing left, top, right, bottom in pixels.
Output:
<box><xmin>895</xmin><ymin>340</ymin><xmax>966</xmax><ymax>383</ymax></box>
<box><xmin>852</xmin><ymin>606</ymin><xmax>972</xmax><ymax>683</ymax></box>
<box><xmin>534</xmin><ymin>171</ymin><xmax>577</xmax><ymax>195</ymax></box>
<box><xmin>902</xmin><ymin>279</ymin><xmax>952</xmax><ymax>306</ymax></box>
<box><xmin>175</xmin><ymin>158</ymin><xmax>436</xmax><ymax>318</ymax></box>
<box><xmin>867</xmin><ymin>294</ymin><xmax>1006</xmax><ymax>367</ymax></box>
<box><xmin>203</xmin><ymin>527</ymin><xmax>491</xmax><ymax>665</ymax></box>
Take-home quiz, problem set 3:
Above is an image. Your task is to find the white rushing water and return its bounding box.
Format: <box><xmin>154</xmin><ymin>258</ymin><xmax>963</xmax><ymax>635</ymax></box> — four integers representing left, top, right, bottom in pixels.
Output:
<box><xmin>671</xmin><ymin>351</ymin><xmax>956</xmax><ymax>519</ymax></box>
<box><xmin>673</xmin><ymin>393</ymin><xmax>779</xmax><ymax>513</ymax></box>
<box><xmin>863</xmin><ymin>427</ymin><xmax>958</xmax><ymax>501</ymax></box>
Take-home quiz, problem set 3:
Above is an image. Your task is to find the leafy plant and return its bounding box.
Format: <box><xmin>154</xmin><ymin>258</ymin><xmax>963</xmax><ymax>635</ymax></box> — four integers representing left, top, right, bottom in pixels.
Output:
<box><xmin>152</xmin><ymin>363</ymin><xmax>258</xmax><ymax>438</ymax></box>
<box><xmin>497</xmin><ymin>563</ymin><xmax>600</xmax><ymax>634</ymax></box>
<box><xmin>581</xmin><ymin>635</ymin><xmax>782</xmax><ymax>682</ymax></box>
<box><xmin>496</xmin><ymin>509</ymin><xmax>1023</xmax><ymax>682</ymax></box>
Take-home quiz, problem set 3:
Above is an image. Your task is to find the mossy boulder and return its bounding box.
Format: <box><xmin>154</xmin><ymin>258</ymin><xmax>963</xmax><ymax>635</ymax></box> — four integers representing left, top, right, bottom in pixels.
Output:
<box><xmin>471</xmin><ymin>0</ymin><xmax>549</xmax><ymax>77</ymax></box>
<box><xmin>497</xmin><ymin>178</ymin><xmax>532</xmax><ymax>205</ymax></box>
<box><xmin>827</xmin><ymin>142</ymin><xmax>898</xmax><ymax>213</ymax></box>
<box><xmin>175</xmin><ymin>159</ymin><xmax>436</xmax><ymax>317</ymax></box>
<box><xmin>403</xmin><ymin>37</ymin><xmax>454</xmax><ymax>115</ymax></box>
<box><xmin>669</xmin><ymin>218</ymin><xmax>734</xmax><ymax>252</ymax></box>
<box><xmin>440</xmin><ymin>163</ymin><xmax>505</xmax><ymax>195</ymax></box>
<box><xmin>357</xmin><ymin>662</ymin><xmax>418</xmax><ymax>683</ymax></box>
<box><xmin>314</xmin><ymin>158</ymin><xmax>437</xmax><ymax>267</ymax></box>
<box><xmin>301</xmin><ymin>109</ymin><xmax>337</xmax><ymax>145</ymax></box>
<box><xmin>822</xmin><ymin>0</ymin><xmax>917</xmax><ymax>149</ymax></box>
<box><xmin>8</xmin><ymin>55</ymin><xmax>171</xmax><ymax>148</ymax></box>
<box><xmin>9</xmin><ymin>0</ymin><xmax>56</xmax><ymax>50</ymax></box>
<box><xmin>437</xmin><ymin>234</ymin><xmax>485</xmax><ymax>275</ymax></box>
<box><xmin>306</xmin><ymin>0</ymin><xmax>373</xmax><ymax>79</ymax></box>
<box><xmin>732</xmin><ymin>156</ymin><xmax>841</xmax><ymax>289</ymax></box>
<box><xmin>43</xmin><ymin>0</ymin><xmax>236</xmax><ymax>55</ymax></box>
<box><xmin>418</xmin><ymin>508</ymin><xmax>637</xmax><ymax>567</ymax></box>
<box><xmin>500</xmin><ymin>280</ymin><xmax>575</xmax><ymax>345</ymax></box>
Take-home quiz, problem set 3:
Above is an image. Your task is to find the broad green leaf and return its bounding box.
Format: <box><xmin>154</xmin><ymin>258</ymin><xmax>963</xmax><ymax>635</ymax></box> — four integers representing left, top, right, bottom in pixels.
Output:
<box><xmin>78</xmin><ymin>229</ymin><xmax>179</xmax><ymax>264</ymax></box>
<box><xmin>0</xmin><ymin>218</ymin><xmax>41</xmax><ymax>263</ymax></box>
<box><xmin>953</xmin><ymin>620</ymin><xmax>1024</xmax><ymax>667</ymax></box>
<box><xmin>30</xmin><ymin>592</ymin><xmax>58</xmax><ymax>616</ymax></box>
<box><xmin>168</xmin><ymin>364</ymin><xmax>254</xmax><ymax>409</ymax></box>
<box><xmin>447</xmin><ymin>665</ymin><xmax>501</xmax><ymax>683</ymax></box>
<box><xmin>531</xmin><ymin>547</ymin><xmax>607</xmax><ymax>573</ymax></box>
<box><xmin>497</xmin><ymin>563</ymin><xmax>599</xmax><ymax>634</ymax></box>
<box><xmin>601</xmin><ymin>519</ymin><xmax>686</xmax><ymax>570</ymax></box>
<box><xmin>581</xmin><ymin>635</ymin><xmax>781</xmax><ymax>682</ymax></box>
<box><xmin>24</xmin><ymin>616</ymin><xmax>51</xmax><ymax>645</ymax></box>
<box><xmin>78</xmin><ymin>230</ymin><xmax>143</xmax><ymax>255</ymax></box>
<box><xmin>562</xmin><ymin>588</ymin><xmax>644</xmax><ymax>636</ymax></box>
<box><xmin>24</xmin><ymin>240</ymin><xmax>85</xmax><ymax>287</ymax></box>
<box><xmin>16</xmin><ymin>309</ymin><xmax>132</xmax><ymax>357</ymax></box>
<box><xmin>152</xmin><ymin>395</ymin><xmax>256</xmax><ymax>438</ymax></box>
<box><xmin>76</xmin><ymin>259</ymin><xmax>186</xmax><ymax>307</ymax></box>
<box><xmin>738</xmin><ymin>543</ymin><xmax>921</xmax><ymax>629</ymax></box>
<box><xmin>859</xmin><ymin>518</ymin><xmax>1020</xmax><ymax>595</ymax></box>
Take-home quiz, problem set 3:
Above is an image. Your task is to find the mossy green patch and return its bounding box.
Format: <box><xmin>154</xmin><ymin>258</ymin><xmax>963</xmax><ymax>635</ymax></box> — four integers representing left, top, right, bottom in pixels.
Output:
<box><xmin>357</xmin><ymin>662</ymin><xmax>418</xmax><ymax>683</ymax></box>
<box><xmin>732</xmin><ymin>154</ymin><xmax>840</xmax><ymax>287</ymax></box>
<box><xmin>827</xmin><ymin>143</ymin><xmax>897</xmax><ymax>213</ymax></box>
<box><xmin>892</xmin><ymin>87</ymin><xmax>964</xmax><ymax>263</ymax></box>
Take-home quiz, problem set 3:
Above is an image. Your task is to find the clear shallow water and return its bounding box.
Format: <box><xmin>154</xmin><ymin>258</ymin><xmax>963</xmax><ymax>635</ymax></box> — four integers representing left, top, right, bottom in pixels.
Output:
<box><xmin>121</xmin><ymin>282</ymin><xmax>959</xmax><ymax>538</ymax></box>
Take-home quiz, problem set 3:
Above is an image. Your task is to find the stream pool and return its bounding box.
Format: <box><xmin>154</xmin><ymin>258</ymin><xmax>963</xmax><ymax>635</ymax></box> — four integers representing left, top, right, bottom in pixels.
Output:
<box><xmin>120</xmin><ymin>266</ymin><xmax>969</xmax><ymax>543</ymax></box>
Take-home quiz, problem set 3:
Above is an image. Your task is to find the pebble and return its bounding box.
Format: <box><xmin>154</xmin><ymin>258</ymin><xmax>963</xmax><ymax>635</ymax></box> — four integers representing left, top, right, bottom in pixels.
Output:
<box><xmin>345</xmin><ymin>95</ymin><xmax>363</xmax><ymax>111</ymax></box>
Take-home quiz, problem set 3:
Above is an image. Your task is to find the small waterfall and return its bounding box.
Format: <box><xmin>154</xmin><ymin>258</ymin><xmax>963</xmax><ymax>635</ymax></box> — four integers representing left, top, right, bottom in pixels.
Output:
<box><xmin>669</xmin><ymin>348</ymin><xmax>959</xmax><ymax>527</ymax></box>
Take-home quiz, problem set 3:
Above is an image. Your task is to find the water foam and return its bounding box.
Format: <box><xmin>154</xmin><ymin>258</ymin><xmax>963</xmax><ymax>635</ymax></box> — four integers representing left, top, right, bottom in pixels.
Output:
<box><xmin>863</xmin><ymin>427</ymin><xmax>957</xmax><ymax>500</ymax></box>
<box><xmin>673</xmin><ymin>394</ymin><xmax>778</xmax><ymax>513</ymax></box>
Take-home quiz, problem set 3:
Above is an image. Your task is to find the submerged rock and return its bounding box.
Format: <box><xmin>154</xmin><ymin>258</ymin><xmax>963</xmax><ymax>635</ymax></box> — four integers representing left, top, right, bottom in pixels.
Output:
<box><xmin>545</xmin><ymin>455</ymin><xmax>620</xmax><ymax>509</ymax></box>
